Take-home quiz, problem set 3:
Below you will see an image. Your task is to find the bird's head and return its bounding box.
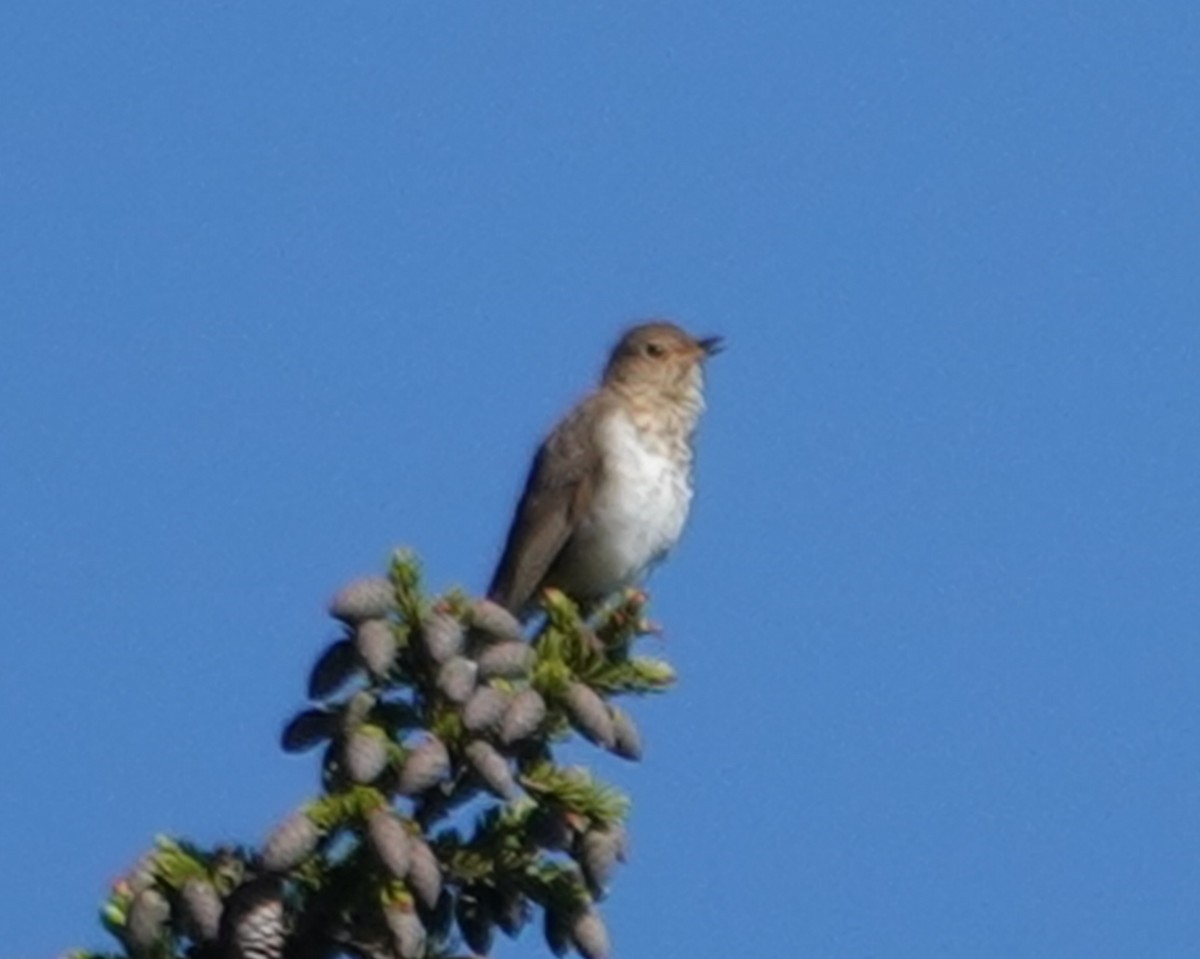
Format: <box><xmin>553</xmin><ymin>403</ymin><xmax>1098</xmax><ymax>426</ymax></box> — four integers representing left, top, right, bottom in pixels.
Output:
<box><xmin>601</xmin><ymin>321</ymin><xmax>723</xmax><ymax>397</ymax></box>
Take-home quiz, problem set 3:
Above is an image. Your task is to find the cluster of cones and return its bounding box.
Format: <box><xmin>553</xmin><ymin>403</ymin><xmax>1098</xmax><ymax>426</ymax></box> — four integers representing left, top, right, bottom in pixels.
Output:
<box><xmin>96</xmin><ymin>550</ymin><xmax>674</xmax><ymax>959</ymax></box>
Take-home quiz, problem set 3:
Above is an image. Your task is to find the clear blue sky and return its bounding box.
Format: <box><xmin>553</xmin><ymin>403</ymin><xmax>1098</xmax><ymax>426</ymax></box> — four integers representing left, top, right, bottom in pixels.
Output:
<box><xmin>3</xmin><ymin>4</ymin><xmax>1198</xmax><ymax>957</ymax></box>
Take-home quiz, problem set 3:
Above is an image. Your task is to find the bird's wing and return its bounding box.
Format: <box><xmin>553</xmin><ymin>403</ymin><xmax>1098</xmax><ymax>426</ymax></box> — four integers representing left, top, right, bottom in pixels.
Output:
<box><xmin>487</xmin><ymin>394</ymin><xmax>605</xmax><ymax>615</ymax></box>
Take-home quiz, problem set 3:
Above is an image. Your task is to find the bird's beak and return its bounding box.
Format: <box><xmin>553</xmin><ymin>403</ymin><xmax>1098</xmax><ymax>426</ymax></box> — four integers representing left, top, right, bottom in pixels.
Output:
<box><xmin>697</xmin><ymin>335</ymin><xmax>725</xmax><ymax>357</ymax></box>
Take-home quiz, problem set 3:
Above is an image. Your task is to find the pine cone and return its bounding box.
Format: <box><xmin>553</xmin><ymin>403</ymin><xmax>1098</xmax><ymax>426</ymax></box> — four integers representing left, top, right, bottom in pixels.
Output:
<box><xmin>280</xmin><ymin>708</ymin><xmax>336</xmax><ymax>753</ymax></box>
<box><xmin>124</xmin><ymin>887</ymin><xmax>170</xmax><ymax>955</ymax></box>
<box><xmin>456</xmin><ymin>890</ymin><xmax>495</xmax><ymax>956</ymax></box>
<box><xmin>419</xmin><ymin>610</ymin><xmax>465</xmax><ymax>663</ymax></box>
<box><xmin>179</xmin><ymin>877</ymin><xmax>223</xmax><ymax>943</ymax></box>
<box><xmin>543</xmin><ymin>903</ymin><xmax>571</xmax><ymax>958</ymax></box>
<box><xmin>469</xmin><ymin>599</ymin><xmax>524</xmax><ymax>644</ymax></box>
<box><xmin>464</xmin><ymin>739</ymin><xmax>519</xmax><ymax>800</ymax></box>
<box><xmin>436</xmin><ymin>656</ymin><xmax>478</xmax><ymax>704</ymax></box>
<box><xmin>121</xmin><ymin>850</ymin><xmax>159</xmax><ymax>896</ymax></box>
<box><xmin>261</xmin><ymin>808</ymin><xmax>320</xmax><ymax>873</ymax></box>
<box><xmin>569</xmin><ymin>908</ymin><xmax>611</xmax><ymax>959</ymax></box>
<box><xmin>354</xmin><ymin>618</ymin><xmax>397</xmax><ymax>677</ymax></box>
<box><xmin>609</xmin><ymin>706</ymin><xmax>643</xmax><ymax>761</ymax></box>
<box><xmin>367</xmin><ymin>808</ymin><xmax>412</xmax><ymax>879</ymax></box>
<box><xmin>462</xmin><ymin>685</ymin><xmax>510</xmax><ymax>734</ymax></box>
<box><xmin>577</xmin><ymin>825</ymin><xmax>626</xmax><ymax>899</ymax></box>
<box><xmin>383</xmin><ymin>900</ymin><xmax>427</xmax><ymax>959</ymax></box>
<box><xmin>396</xmin><ymin>735</ymin><xmax>451</xmax><ymax>795</ymax></box>
<box><xmin>343</xmin><ymin>726</ymin><xmax>390</xmax><ymax>784</ymax></box>
<box><xmin>499</xmin><ymin>688</ymin><xmax>547</xmax><ymax>744</ymax></box>
<box><xmin>476</xmin><ymin>641</ymin><xmax>534</xmax><ymax>680</ymax></box>
<box><xmin>308</xmin><ymin>639</ymin><xmax>359</xmax><ymax>699</ymax></box>
<box><xmin>222</xmin><ymin>880</ymin><xmax>286</xmax><ymax>959</ymax></box>
<box><xmin>562</xmin><ymin>682</ymin><xmax>616</xmax><ymax>749</ymax></box>
<box><xmin>405</xmin><ymin>837</ymin><xmax>443</xmax><ymax>910</ymax></box>
<box><xmin>329</xmin><ymin>577</ymin><xmax>395</xmax><ymax>624</ymax></box>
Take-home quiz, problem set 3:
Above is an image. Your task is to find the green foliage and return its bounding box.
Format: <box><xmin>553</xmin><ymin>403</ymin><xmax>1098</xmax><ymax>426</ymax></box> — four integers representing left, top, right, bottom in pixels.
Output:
<box><xmin>90</xmin><ymin>548</ymin><xmax>673</xmax><ymax>959</ymax></box>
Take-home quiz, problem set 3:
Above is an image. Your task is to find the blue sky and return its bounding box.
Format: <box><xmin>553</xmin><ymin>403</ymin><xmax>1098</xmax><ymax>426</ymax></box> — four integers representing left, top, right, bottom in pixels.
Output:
<box><xmin>3</xmin><ymin>3</ymin><xmax>1199</xmax><ymax>956</ymax></box>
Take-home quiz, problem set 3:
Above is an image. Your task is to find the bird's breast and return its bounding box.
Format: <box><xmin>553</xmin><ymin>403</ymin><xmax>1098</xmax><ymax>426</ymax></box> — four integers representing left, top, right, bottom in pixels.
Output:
<box><xmin>553</xmin><ymin>409</ymin><xmax>693</xmax><ymax>599</ymax></box>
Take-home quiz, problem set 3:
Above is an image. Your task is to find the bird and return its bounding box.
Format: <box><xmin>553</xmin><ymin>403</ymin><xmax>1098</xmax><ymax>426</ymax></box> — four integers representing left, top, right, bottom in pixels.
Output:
<box><xmin>488</xmin><ymin>320</ymin><xmax>722</xmax><ymax>617</ymax></box>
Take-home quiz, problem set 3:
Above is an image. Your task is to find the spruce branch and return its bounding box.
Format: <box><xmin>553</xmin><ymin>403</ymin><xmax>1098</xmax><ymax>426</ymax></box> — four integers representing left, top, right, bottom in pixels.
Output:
<box><xmin>85</xmin><ymin>548</ymin><xmax>674</xmax><ymax>959</ymax></box>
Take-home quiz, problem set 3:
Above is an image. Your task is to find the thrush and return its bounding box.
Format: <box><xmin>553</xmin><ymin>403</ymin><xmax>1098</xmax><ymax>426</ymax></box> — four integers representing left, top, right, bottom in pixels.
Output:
<box><xmin>488</xmin><ymin>321</ymin><xmax>722</xmax><ymax>616</ymax></box>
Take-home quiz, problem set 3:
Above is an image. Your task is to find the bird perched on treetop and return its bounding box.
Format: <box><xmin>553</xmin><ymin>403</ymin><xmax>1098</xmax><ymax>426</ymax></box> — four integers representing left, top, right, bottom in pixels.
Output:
<box><xmin>488</xmin><ymin>321</ymin><xmax>722</xmax><ymax>617</ymax></box>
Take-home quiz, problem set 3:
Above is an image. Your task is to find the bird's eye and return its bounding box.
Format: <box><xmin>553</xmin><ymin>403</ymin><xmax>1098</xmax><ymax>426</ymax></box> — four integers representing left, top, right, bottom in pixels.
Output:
<box><xmin>645</xmin><ymin>342</ymin><xmax>666</xmax><ymax>358</ymax></box>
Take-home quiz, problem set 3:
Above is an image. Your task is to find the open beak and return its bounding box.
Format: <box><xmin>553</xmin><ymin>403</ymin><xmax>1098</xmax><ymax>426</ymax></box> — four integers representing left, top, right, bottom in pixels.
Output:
<box><xmin>697</xmin><ymin>335</ymin><xmax>725</xmax><ymax>357</ymax></box>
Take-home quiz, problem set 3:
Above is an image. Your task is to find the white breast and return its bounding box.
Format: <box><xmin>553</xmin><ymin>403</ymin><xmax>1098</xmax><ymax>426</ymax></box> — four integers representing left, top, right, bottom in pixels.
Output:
<box><xmin>554</xmin><ymin>408</ymin><xmax>693</xmax><ymax>599</ymax></box>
